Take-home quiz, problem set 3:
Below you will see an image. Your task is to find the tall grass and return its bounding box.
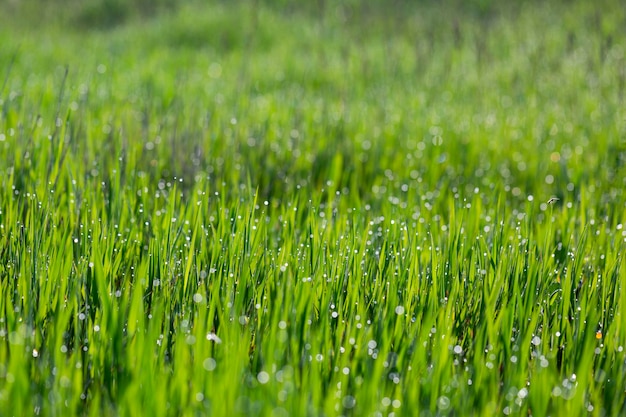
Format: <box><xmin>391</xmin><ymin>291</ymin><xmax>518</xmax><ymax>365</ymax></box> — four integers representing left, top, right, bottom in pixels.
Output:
<box><xmin>1</xmin><ymin>0</ymin><xmax>625</xmax><ymax>415</ymax></box>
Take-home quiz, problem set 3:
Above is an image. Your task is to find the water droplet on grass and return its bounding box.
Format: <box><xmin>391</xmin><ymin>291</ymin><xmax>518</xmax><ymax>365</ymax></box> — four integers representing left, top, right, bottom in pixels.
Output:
<box><xmin>257</xmin><ymin>371</ymin><xmax>270</xmax><ymax>384</ymax></box>
<box><xmin>203</xmin><ymin>358</ymin><xmax>216</xmax><ymax>371</ymax></box>
<box><xmin>206</xmin><ymin>333</ymin><xmax>222</xmax><ymax>344</ymax></box>
<box><xmin>342</xmin><ymin>396</ymin><xmax>356</xmax><ymax>409</ymax></box>
<box><xmin>518</xmin><ymin>388</ymin><xmax>528</xmax><ymax>399</ymax></box>
<box><xmin>437</xmin><ymin>396</ymin><xmax>450</xmax><ymax>410</ymax></box>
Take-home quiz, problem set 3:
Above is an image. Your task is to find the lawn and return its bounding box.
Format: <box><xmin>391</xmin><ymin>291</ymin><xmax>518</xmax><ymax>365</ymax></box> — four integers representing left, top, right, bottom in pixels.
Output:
<box><xmin>1</xmin><ymin>0</ymin><xmax>625</xmax><ymax>415</ymax></box>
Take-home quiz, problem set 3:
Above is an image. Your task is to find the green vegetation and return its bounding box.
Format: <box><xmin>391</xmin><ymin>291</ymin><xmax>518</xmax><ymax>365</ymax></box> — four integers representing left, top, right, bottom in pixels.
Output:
<box><xmin>1</xmin><ymin>0</ymin><xmax>625</xmax><ymax>415</ymax></box>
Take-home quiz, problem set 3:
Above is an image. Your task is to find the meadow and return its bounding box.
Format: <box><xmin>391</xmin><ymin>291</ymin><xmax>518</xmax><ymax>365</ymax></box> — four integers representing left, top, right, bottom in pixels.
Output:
<box><xmin>1</xmin><ymin>0</ymin><xmax>625</xmax><ymax>415</ymax></box>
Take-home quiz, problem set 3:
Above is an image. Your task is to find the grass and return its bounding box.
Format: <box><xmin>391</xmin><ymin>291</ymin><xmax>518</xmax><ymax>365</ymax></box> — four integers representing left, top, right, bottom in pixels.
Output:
<box><xmin>1</xmin><ymin>0</ymin><xmax>626</xmax><ymax>415</ymax></box>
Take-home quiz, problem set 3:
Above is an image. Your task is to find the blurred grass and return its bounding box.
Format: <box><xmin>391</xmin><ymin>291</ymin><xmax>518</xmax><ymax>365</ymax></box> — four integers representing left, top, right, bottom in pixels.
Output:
<box><xmin>1</xmin><ymin>0</ymin><xmax>626</xmax><ymax>416</ymax></box>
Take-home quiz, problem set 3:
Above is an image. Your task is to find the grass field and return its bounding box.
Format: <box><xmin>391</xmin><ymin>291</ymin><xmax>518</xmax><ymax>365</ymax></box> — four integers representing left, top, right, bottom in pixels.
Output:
<box><xmin>1</xmin><ymin>0</ymin><xmax>626</xmax><ymax>415</ymax></box>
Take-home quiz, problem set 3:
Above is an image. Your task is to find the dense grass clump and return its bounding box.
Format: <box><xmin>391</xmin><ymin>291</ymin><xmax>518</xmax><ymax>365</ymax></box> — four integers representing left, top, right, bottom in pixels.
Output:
<box><xmin>1</xmin><ymin>0</ymin><xmax>625</xmax><ymax>416</ymax></box>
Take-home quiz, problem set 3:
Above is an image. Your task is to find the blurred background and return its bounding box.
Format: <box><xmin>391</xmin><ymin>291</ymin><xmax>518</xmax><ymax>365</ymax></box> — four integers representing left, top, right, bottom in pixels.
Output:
<box><xmin>2</xmin><ymin>0</ymin><xmax>525</xmax><ymax>29</ymax></box>
<box><xmin>1</xmin><ymin>0</ymin><xmax>625</xmax><ymax>208</ymax></box>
